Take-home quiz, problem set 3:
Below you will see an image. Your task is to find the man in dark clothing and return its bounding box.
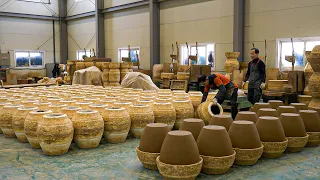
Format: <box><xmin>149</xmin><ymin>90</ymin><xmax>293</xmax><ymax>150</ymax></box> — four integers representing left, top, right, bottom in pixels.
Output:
<box><xmin>244</xmin><ymin>48</ymin><xmax>266</xmax><ymax>105</ymax></box>
<box><xmin>198</xmin><ymin>73</ymin><xmax>238</xmax><ymax>119</ymax></box>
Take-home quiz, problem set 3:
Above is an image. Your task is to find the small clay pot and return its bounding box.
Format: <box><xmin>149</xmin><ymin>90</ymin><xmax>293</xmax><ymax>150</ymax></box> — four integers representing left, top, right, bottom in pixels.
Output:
<box><xmin>277</xmin><ymin>106</ymin><xmax>297</xmax><ymax>115</ymax></box>
<box><xmin>257</xmin><ymin>108</ymin><xmax>279</xmax><ymax>117</ymax></box>
<box><xmin>209</xmin><ymin>115</ymin><xmax>233</xmax><ymax>131</ymax></box>
<box><xmin>268</xmin><ymin>100</ymin><xmax>284</xmax><ymax>109</ymax></box>
<box><xmin>290</xmin><ymin>103</ymin><xmax>308</xmax><ymax>112</ymax></box>
<box><xmin>179</xmin><ymin>119</ymin><xmax>205</xmax><ymax>140</ymax></box>
<box><xmin>299</xmin><ymin>110</ymin><xmax>320</xmax><ymax>146</ymax></box>
<box><xmin>235</xmin><ymin>111</ymin><xmax>258</xmax><ymax>123</ymax></box>
<box><xmin>252</xmin><ymin>103</ymin><xmax>272</xmax><ymax>113</ymax></box>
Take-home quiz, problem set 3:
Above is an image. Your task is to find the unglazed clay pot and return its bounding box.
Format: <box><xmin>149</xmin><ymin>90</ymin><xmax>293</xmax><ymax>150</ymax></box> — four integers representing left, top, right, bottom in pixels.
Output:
<box><xmin>209</xmin><ymin>115</ymin><xmax>233</xmax><ymax>131</ymax></box>
<box><xmin>137</xmin><ymin>123</ymin><xmax>169</xmax><ymax>170</ymax></box>
<box><xmin>21</xmin><ymin>100</ymin><xmax>38</xmax><ymax>107</ymax></box>
<box><xmin>157</xmin><ymin>131</ymin><xmax>203</xmax><ymax>179</ymax></box>
<box><xmin>279</xmin><ymin>113</ymin><xmax>308</xmax><ymax>152</ymax></box>
<box><xmin>307</xmin><ymin>46</ymin><xmax>320</xmax><ymax>114</ymax></box>
<box><xmin>228</xmin><ymin>121</ymin><xmax>263</xmax><ymax>165</ymax></box>
<box><xmin>37</xmin><ymin>113</ymin><xmax>74</xmax><ymax>156</ymax></box>
<box><xmin>89</xmin><ymin>104</ymin><xmax>108</xmax><ymax>115</ymax></box>
<box><xmin>136</xmin><ymin>100</ymin><xmax>154</xmax><ymax>108</ymax></box>
<box><xmin>197</xmin><ymin>125</ymin><xmax>235</xmax><ymax>175</ymax></box>
<box><xmin>152</xmin><ymin>102</ymin><xmax>176</xmax><ymax>130</ymax></box>
<box><xmin>224</xmin><ymin>52</ymin><xmax>240</xmax><ymax>74</ymax></box>
<box><xmin>235</xmin><ymin>111</ymin><xmax>258</xmax><ymax>123</ymax></box>
<box><xmin>72</xmin><ymin>110</ymin><xmax>104</xmax><ymax>149</ymax></box>
<box><xmin>290</xmin><ymin>103</ymin><xmax>308</xmax><ymax>112</ymax></box>
<box><xmin>48</xmin><ymin>104</ymin><xmax>67</xmax><ymax>113</ymax></box>
<box><xmin>172</xmin><ymin>100</ymin><xmax>194</xmax><ymax>129</ymax></box>
<box><xmin>256</xmin><ymin>116</ymin><xmax>288</xmax><ymax>158</ymax></box>
<box><xmin>113</xmin><ymin>102</ymin><xmax>132</xmax><ymax>110</ymax></box>
<box><xmin>277</xmin><ymin>106</ymin><xmax>297</xmax><ymax>115</ymax></box>
<box><xmin>83</xmin><ymin>98</ymin><xmax>100</xmax><ymax>104</ymax></box>
<box><xmin>62</xmin><ymin>106</ymin><xmax>82</xmax><ymax>120</ymax></box>
<box><xmin>33</xmin><ymin>102</ymin><xmax>52</xmax><ymax>111</ymax></box>
<box><xmin>0</xmin><ymin>105</ymin><xmax>23</xmax><ymax>138</ymax></box>
<box><xmin>189</xmin><ymin>94</ymin><xmax>202</xmax><ymax>112</ymax></box>
<box><xmin>109</xmin><ymin>69</ymin><xmax>120</xmax><ymax>84</ymax></box>
<box><xmin>252</xmin><ymin>103</ymin><xmax>272</xmax><ymax>113</ymax></box>
<box><xmin>155</xmin><ymin>98</ymin><xmax>172</xmax><ymax>103</ymax></box>
<box><xmin>102</xmin><ymin>107</ymin><xmax>131</xmax><ymax>143</ymax></box>
<box><xmin>268</xmin><ymin>100</ymin><xmax>284</xmax><ymax>109</ymax></box>
<box><xmin>99</xmin><ymin>99</ymin><xmax>116</xmax><ymax>107</ymax></box>
<box><xmin>0</xmin><ymin>102</ymin><xmax>11</xmax><ymax>134</ymax></box>
<box><xmin>75</xmin><ymin>102</ymin><xmax>93</xmax><ymax>109</ymax></box>
<box><xmin>299</xmin><ymin>110</ymin><xmax>320</xmax><ymax>146</ymax></box>
<box><xmin>197</xmin><ymin>101</ymin><xmax>223</xmax><ymax>125</ymax></box>
<box><xmin>257</xmin><ymin>108</ymin><xmax>279</xmax><ymax>117</ymax></box>
<box><xmin>24</xmin><ymin>110</ymin><xmax>53</xmax><ymax>148</ymax></box>
<box><xmin>179</xmin><ymin>119</ymin><xmax>205</xmax><ymax>140</ymax></box>
<box><xmin>298</xmin><ymin>95</ymin><xmax>312</xmax><ymax>106</ymax></box>
<box><xmin>128</xmin><ymin>104</ymin><xmax>155</xmax><ymax>138</ymax></box>
<box><xmin>60</xmin><ymin>100</ymin><xmax>77</xmax><ymax>106</ymax></box>
<box><xmin>12</xmin><ymin>107</ymin><xmax>38</xmax><ymax>142</ymax></box>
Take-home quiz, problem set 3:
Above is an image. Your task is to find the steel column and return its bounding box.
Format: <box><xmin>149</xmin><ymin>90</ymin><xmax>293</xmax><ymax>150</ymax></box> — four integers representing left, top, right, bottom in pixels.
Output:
<box><xmin>233</xmin><ymin>0</ymin><xmax>245</xmax><ymax>62</ymax></box>
<box><xmin>96</xmin><ymin>0</ymin><xmax>105</xmax><ymax>58</ymax></box>
<box><xmin>149</xmin><ymin>0</ymin><xmax>160</xmax><ymax>75</ymax></box>
<box><xmin>59</xmin><ymin>0</ymin><xmax>68</xmax><ymax>64</ymax></box>
<box><xmin>53</xmin><ymin>20</ymin><xmax>56</xmax><ymax>64</ymax></box>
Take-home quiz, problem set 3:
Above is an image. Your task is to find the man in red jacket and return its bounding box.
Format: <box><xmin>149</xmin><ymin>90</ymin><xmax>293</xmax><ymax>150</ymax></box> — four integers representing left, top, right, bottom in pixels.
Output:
<box><xmin>198</xmin><ymin>73</ymin><xmax>238</xmax><ymax>119</ymax></box>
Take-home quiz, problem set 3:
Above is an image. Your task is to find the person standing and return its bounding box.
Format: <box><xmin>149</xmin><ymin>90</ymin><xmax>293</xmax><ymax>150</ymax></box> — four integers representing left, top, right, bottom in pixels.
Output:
<box><xmin>244</xmin><ymin>48</ymin><xmax>266</xmax><ymax>105</ymax></box>
<box><xmin>198</xmin><ymin>73</ymin><xmax>238</xmax><ymax>119</ymax></box>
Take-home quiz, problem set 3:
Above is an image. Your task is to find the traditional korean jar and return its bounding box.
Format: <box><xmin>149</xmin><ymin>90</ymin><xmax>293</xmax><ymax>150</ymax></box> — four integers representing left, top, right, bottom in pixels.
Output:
<box><xmin>0</xmin><ymin>105</ymin><xmax>23</xmax><ymax>138</ymax></box>
<box><xmin>152</xmin><ymin>102</ymin><xmax>176</xmax><ymax>130</ymax></box>
<box><xmin>12</xmin><ymin>107</ymin><xmax>38</xmax><ymax>142</ymax></box>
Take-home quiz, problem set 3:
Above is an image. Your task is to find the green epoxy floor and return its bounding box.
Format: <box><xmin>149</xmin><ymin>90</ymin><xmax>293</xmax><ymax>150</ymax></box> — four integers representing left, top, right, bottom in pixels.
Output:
<box><xmin>0</xmin><ymin>135</ymin><xmax>319</xmax><ymax>180</ymax></box>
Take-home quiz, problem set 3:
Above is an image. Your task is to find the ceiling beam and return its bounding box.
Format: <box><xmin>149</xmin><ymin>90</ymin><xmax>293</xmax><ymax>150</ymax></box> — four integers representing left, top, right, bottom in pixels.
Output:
<box><xmin>0</xmin><ymin>11</ymin><xmax>59</xmax><ymax>21</ymax></box>
<box><xmin>65</xmin><ymin>11</ymin><xmax>95</xmax><ymax>21</ymax></box>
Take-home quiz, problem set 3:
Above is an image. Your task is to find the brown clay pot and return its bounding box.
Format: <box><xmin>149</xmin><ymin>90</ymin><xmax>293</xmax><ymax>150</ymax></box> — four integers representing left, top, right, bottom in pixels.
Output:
<box><xmin>257</xmin><ymin>108</ymin><xmax>279</xmax><ymax>117</ymax></box>
<box><xmin>12</xmin><ymin>107</ymin><xmax>38</xmax><ymax>143</ymax></box>
<box><xmin>277</xmin><ymin>106</ymin><xmax>297</xmax><ymax>115</ymax></box>
<box><xmin>290</xmin><ymin>103</ymin><xmax>308</xmax><ymax>112</ymax></box>
<box><xmin>235</xmin><ymin>111</ymin><xmax>258</xmax><ymax>123</ymax></box>
<box><xmin>0</xmin><ymin>105</ymin><xmax>23</xmax><ymax>138</ymax></box>
<box><xmin>179</xmin><ymin>119</ymin><xmax>205</xmax><ymax>140</ymax></box>
<box><xmin>299</xmin><ymin>110</ymin><xmax>320</xmax><ymax>146</ymax></box>
<box><xmin>172</xmin><ymin>100</ymin><xmax>194</xmax><ymax>129</ymax></box>
<box><xmin>152</xmin><ymin>102</ymin><xmax>176</xmax><ymax>130</ymax></box>
<box><xmin>189</xmin><ymin>94</ymin><xmax>203</xmax><ymax>112</ymax></box>
<box><xmin>209</xmin><ymin>115</ymin><xmax>233</xmax><ymax>131</ymax></box>
<box><xmin>268</xmin><ymin>100</ymin><xmax>284</xmax><ymax>109</ymax></box>
<box><xmin>252</xmin><ymin>103</ymin><xmax>272</xmax><ymax>113</ymax></box>
<box><xmin>128</xmin><ymin>104</ymin><xmax>155</xmax><ymax>138</ymax></box>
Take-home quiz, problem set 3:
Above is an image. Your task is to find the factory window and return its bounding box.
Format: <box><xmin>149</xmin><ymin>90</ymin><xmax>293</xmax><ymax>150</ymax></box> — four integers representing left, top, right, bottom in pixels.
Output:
<box><xmin>119</xmin><ymin>47</ymin><xmax>140</xmax><ymax>63</ymax></box>
<box><xmin>14</xmin><ymin>51</ymin><xmax>44</xmax><ymax>69</ymax></box>
<box><xmin>77</xmin><ymin>50</ymin><xmax>91</xmax><ymax>60</ymax></box>
<box><xmin>180</xmin><ymin>43</ymin><xmax>215</xmax><ymax>68</ymax></box>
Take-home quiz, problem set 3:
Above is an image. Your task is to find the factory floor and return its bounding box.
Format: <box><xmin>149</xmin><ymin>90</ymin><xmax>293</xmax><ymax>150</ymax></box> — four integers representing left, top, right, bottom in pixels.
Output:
<box><xmin>0</xmin><ymin>136</ymin><xmax>319</xmax><ymax>180</ymax></box>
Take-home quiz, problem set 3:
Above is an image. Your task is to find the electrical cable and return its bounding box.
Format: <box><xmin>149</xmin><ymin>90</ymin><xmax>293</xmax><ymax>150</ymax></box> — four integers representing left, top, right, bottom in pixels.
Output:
<box><xmin>67</xmin><ymin>1</ymin><xmax>76</xmax><ymax>15</ymax></box>
<box><xmin>68</xmin><ymin>32</ymin><xmax>82</xmax><ymax>50</ymax></box>
<box><xmin>39</xmin><ymin>0</ymin><xmax>58</xmax><ymax>16</ymax></box>
<box><xmin>0</xmin><ymin>0</ymin><xmax>15</xmax><ymax>11</ymax></box>
<box><xmin>85</xmin><ymin>33</ymin><xmax>96</xmax><ymax>49</ymax></box>
<box><xmin>0</xmin><ymin>0</ymin><xmax>13</xmax><ymax>9</ymax></box>
<box><xmin>33</xmin><ymin>30</ymin><xmax>60</xmax><ymax>52</ymax></box>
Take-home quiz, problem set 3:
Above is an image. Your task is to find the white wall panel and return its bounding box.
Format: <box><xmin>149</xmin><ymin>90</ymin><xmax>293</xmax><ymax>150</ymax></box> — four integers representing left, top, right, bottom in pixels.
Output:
<box><xmin>67</xmin><ymin>0</ymin><xmax>95</xmax><ymax>16</ymax></box>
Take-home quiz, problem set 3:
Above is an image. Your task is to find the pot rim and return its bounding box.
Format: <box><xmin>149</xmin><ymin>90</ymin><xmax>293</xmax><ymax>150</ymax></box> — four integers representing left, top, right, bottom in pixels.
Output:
<box><xmin>43</xmin><ymin>113</ymin><xmax>67</xmax><ymax>118</ymax></box>
<box><xmin>200</xmin><ymin>150</ymin><xmax>236</xmax><ymax>159</ymax></box>
<box><xmin>107</xmin><ymin>107</ymin><xmax>125</xmax><ymax>111</ymax></box>
<box><xmin>62</xmin><ymin>106</ymin><xmax>82</xmax><ymax>110</ymax></box>
<box><xmin>286</xmin><ymin>134</ymin><xmax>309</xmax><ymax>139</ymax></box>
<box><xmin>89</xmin><ymin>104</ymin><xmax>108</xmax><ymax>107</ymax></box>
<box><xmin>136</xmin><ymin>147</ymin><xmax>160</xmax><ymax>155</ymax></box>
<box><xmin>30</xmin><ymin>110</ymin><xmax>52</xmax><ymax>114</ymax></box>
<box><xmin>77</xmin><ymin>110</ymin><xmax>98</xmax><ymax>114</ymax></box>
<box><xmin>207</xmin><ymin>102</ymin><xmax>224</xmax><ymax>117</ymax></box>
<box><xmin>18</xmin><ymin>107</ymin><xmax>38</xmax><ymax>111</ymax></box>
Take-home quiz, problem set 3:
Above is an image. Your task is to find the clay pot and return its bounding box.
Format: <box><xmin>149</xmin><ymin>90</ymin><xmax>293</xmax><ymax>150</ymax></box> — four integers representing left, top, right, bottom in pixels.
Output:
<box><xmin>209</xmin><ymin>115</ymin><xmax>233</xmax><ymax>131</ymax></box>
<box><xmin>0</xmin><ymin>105</ymin><xmax>23</xmax><ymax>138</ymax></box>
<box><xmin>72</xmin><ymin>110</ymin><xmax>104</xmax><ymax>149</ymax></box>
<box><xmin>140</xmin><ymin>96</ymin><xmax>156</xmax><ymax>101</ymax></box>
<box><xmin>189</xmin><ymin>94</ymin><xmax>202</xmax><ymax>112</ymax></box>
<box><xmin>299</xmin><ymin>110</ymin><xmax>320</xmax><ymax>146</ymax></box>
<box><xmin>74</xmin><ymin>102</ymin><xmax>93</xmax><ymax>109</ymax></box>
<box><xmin>62</xmin><ymin>106</ymin><xmax>82</xmax><ymax>119</ymax></box>
<box><xmin>197</xmin><ymin>125</ymin><xmax>235</xmax><ymax>175</ymax></box>
<box><xmin>33</xmin><ymin>102</ymin><xmax>52</xmax><ymax>110</ymax></box>
<box><xmin>137</xmin><ymin>123</ymin><xmax>169</xmax><ymax>170</ymax></box>
<box><xmin>206</xmin><ymin>92</ymin><xmax>217</xmax><ymax>102</ymax></box>
<box><xmin>12</xmin><ymin>107</ymin><xmax>38</xmax><ymax>142</ymax></box>
<box><xmin>83</xmin><ymin>98</ymin><xmax>100</xmax><ymax>104</ymax></box>
<box><xmin>277</xmin><ymin>106</ymin><xmax>297</xmax><ymax>115</ymax></box>
<box><xmin>99</xmin><ymin>99</ymin><xmax>116</xmax><ymax>107</ymax></box>
<box><xmin>113</xmin><ymin>101</ymin><xmax>132</xmax><ymax>110</ymax></box>
<box><xmin>234</xmin><ymin>111</ymin><xmax>258</xmax><ymax>123</ymax></box>
<box><xmin>279</xmin><ymin>113</ymin><xmax>308</xmax><ymax>152</ymax></box>
<box><xmin>71</xmin><ymin>96</ymin><xmax>86</xmax><ymax>101</ymax></box>
<box><xmin>89</xmin><ymin>104</ymin><xmax>108</xmax><ymax>115</ymax></box>
<box><xmin>290</xmin><ymin>103</ymin><xmax>308</xmax><ymax>112</ymax></box>
<box><xmin>60</xmin><ymin>100</ymin><xmax>77</xmax><ymax>106</ymax></box>
<box><xmin>109</xmin><ymin>69</ymin><xmax>120</xmax><ymax>83</ymax></box>
<box><xmin>252</xmin><ymin>103</ymin><xmax>272</xmax><ymax>113</ymax></box>
<box><xmin>224</xmin><ymin>52</ymin><xmax>240</xmax><ymax>74</ymax></box>
<box><xmin>298</xmin><ymin>95</ymin><xmax>312</xmax><ymax>106</ymax></box>
<box><xmin>21</xmin><ymin>100</ymin><xmax>38</xmax><ymax>107</ymax></box>
<box><xmin>136</xmin><ymin>100</ymin><xmax>154</xmax><ymax>108</ymax></box>
<box><xmin>155</xmin><ymin>98</ymin><xmax>172</xmax><ymax>103</ymax></box>
<box><xmin>102</xmin><ymin>107</ymin><xmax>131</xmax><ymax>143</ymax></box>
<box><xmin>179</xmin><ymin>119</ymin><xmax>205</xmax><ymax>140</ymax></box>
<box><xmin>268</xmin><ymin>100</ymin><xmax>284</xmax><ymax>109</ymax></box>
<box><xmin>172</xmin><ymin>100</ymin><xmax>194</xmax><ymax>129</ymax></box>
<box><xmin>152</xmin><ymin>102</ymin><xmax>176</xmax><ymax>130</ymax></box>
<box><xmin>128</xmin><ymin>104</ymin><xmax>155</xmax><ymax>138</ymax></box>
<box><xmin>257</xmin><ymin>108</ymin><xmax>279</xmax><ymax>117</ymax></box>
<box><xmin>228</xmin><ymin>121</ymin><xmax>263</xmax><ymax>165</ymax></box>
<box><xmin>37</xmin><ymin>114</ymin><xmax>74</xmax><ymax>156</ymax></box>
<box><xmin>197</xmin><ymin>101</ymin><xmax>223</xmax><ymax>125</ymax></box>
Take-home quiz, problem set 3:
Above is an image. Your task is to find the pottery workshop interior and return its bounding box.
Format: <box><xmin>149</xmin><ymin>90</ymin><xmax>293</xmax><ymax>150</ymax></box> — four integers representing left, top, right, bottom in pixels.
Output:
<box><xmin>0</xmin><ymin>0</ymin><xmax>320</xmax><ymax>179</ymax></box>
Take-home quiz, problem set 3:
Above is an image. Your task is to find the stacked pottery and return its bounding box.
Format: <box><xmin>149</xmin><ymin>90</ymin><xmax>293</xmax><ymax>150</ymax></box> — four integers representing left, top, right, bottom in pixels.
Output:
<box><xmin>268</xmin><ymin>100</ymin><xmax>284</xmax><ymax>110</ymax></box>
<box><xmin>102</xmin><ymin>62</ymin><xmax>109</xmax><ymax>86</ymax></box>
<box><xmin>228</xmin><ymin>121</ymin><xmax>264</xmax><ymax>165</ymax></box>
<box><xmin>307</xmin><ymin>45</ymin><xmax>320</xmax><ymax>114</ymax></box>
<box><xmin>120</xmin><ymin>62</ymin><xmax>130</xmax><ymax>82</ymax></box>
<box><xmin>109</xmin><ymin>62</ymin><xmax>121</xmax><ymax>86</ymax></box>
<box><xmin>299</xmin><ymin>110</ymin><xmax>320</xmax><ymax>146</ymax></box>
<box><xmin>127</xmin><ymin>104</ymin><xmax>155</xmax><ymax>138</ymax></box>
<box><xmin>257</xmin><ymin>108</ymin><xmax>279</xmax><ymax>117</ymax></box>
<box><xmin>209</xmin><ymin>115</ymin><xmax>233</xmax><ymax>131</ymax></box>
<box><xmin>256</xmin><ymin>116</ymin><xmax>288</xmax><ymax>158</ymax></box>
<box><xmin>136</xmin><ymin>123</ymin><xmax>169</xmax><ymax>170</ymax></box>
<box><xmin>304</xmin><ymin>51</ymin><xmax>313</xmax><ymax>95</ymax></box>
<box><xmin>252</xmin><ymin>103</ymin><xmax>272</xmax><ymax>113</ymax></box>
<box><xmin>37</xmin><ymin>114</ymin><xmax>74</xmax><ymax>156</ymax></box>
<box><xmin>172</xmin><ymin>100</ymin><xmax>194</xmax><ymax>129</ymax></box>
<box><xmin>224</xmin><ymin>52</ymin><xmax>240</xmax><ymax>78</ymax></box>
<box><xmin>189</xmin><ymin>94</ymin><xmax>203</xmax><ymax>115</ymax></box>
<box><xmin>152</xmin><ymin>102</ymin><xmax>176</xmax><ymax>130</ymax></box>
<box><xmin>235</xmin><ymin>111</ymin><xmax>258</xmax><ymax>123</ymax></box>
<box><xmin>179</xmin><ymin>119</ymin><xmax>205</xmax><ymax>140</ymax></box>
<box><xmin>72</xmin><ymin>110</ymin><xmax>104</xmax><ymax>148</ymax></box>
<box><xmin>62</xmin><ymin>106</ymin><xmax>82</xmax><ymax>120</ymax></box>
<box><xmin>277</xmin><ymin>106</ymin><xmax>297</xmax><ymax>115</ymax></box>
<box><xmin>157</xmin><ymin>131</ymin><xmax>203</xmax><ymax>179</ymax></box>
<box><xmin>0</xmin><ymin>105</ymin><xmax>23</xmax><ymax>138</ymax></box>
<box><xmin>102</xmin><ymin>107</ymin><xmax>131</xmax><ymax>143</ymax></box>
<box><xmin>279</xmin><ymin>113</ymin><xmax>309</xmax><ymax>152</ymax></box>
<box><xmin>197</xmin><ymin>125</ymin><xmax>235</xmax><ymax>174</ymax></box>
<box><xmin>290</xmin><ymin>103</ymin><xmax>308</xmax><ymax>112</ymax></box>
<box><xmin>197</xmin><ymin>101</ymin><xmax>223</xmax><ymax>125</ymax></box>
<box><xmin>0</xmin><ymin>102</ymin><xmax>11</xmax><ymax>134</ymax></box>
<box><xmin>12</xmin><ymin>107</ymin><xmax>38</xmax><ymax>142</ymax></box>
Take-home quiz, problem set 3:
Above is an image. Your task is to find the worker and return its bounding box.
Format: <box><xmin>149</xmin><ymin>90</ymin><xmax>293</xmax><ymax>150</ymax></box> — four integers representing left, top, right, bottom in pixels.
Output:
<box><xmin>198</xmin><ymin>73</ymin><xmax>238</xmax><ymax>119</ymax></box>
<box><xmin>244</xmin><ymin>48</ymin><xmax>266</xmax><ymax>105</ymax></box>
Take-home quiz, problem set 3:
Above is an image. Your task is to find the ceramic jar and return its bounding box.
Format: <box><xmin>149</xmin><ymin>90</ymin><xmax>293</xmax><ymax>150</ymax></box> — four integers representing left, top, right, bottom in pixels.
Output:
<box><xmin>0</xmin><ymin>105</ymin><xmax>23</xmax><ymax>138</ymax></box>
<box><xmin>235</xmin><ymin>111</ymin><xmax>258</xmax><ymax>123</ymax></box>
<box><xmin>136</xmin><ymin>100</ymin><xmax>154</xmax><ymax>108</ymax></box>
<box><xmin>172</xmin><ymin>100</ymin><xmax>194</xmax><ymax>129</ymax></box>
<box><xmin>109</xmin><ymin>69</ymin><xmax>121</xmax><ymax>86</ymax></box>
<box><xmin>268</xmin><ymin>100</ymin><xmax>284</xmax><ymax>109</ymax></box>
<box><xmin>257</xmin><ymin>108</ymin><xmax>279</xmax><ymax>117</ymax></box>
<box><xmin>33</xmin><ymin>102</ymin><xmax>52</xmax><ymax>110</ymax></box>
<box><xmin>290</xmin><ymin>103</ymin><xmax>308</xmax><ymax>112</ymax></box>
<box><xmin>209</xmin><ymin>115</ymin><xmax>233</xmax><ymax>131</ymax></box>
<box><xmin>0</xmin><ymin>102</ymin><xmax>11</xmax><ymax>134</ymax></box>
<box><xmin>277</xmin><ymin>106</ymin><xmax>297</xmax><ymax>115</ymax></box>
<box><xmin>152</xmin><ymin>102</ymin><xmax>176</xmax><ymax>130</ymax></box>
<box><xmin>89</xmin><ymin>104</ymin><xmax>108</xmax><ymax>115</ymax></box>
<box><xmin>252</xmin><ymin>103</ymin><xmax>272</xmax><ymax>113</ymax></box>
<box><xmin>224</xmin><ymin>52</ymin><xmax>240</xmax><ymax>76</ymax></box>
<box><xmin>299</xmin><ymin>110</ymin><xmax>320</xmax><ymax>146</ymax></box>
<box><xmin>179</xmin><ymin>119</ymin><xmax>205</xmax><ymax>140</ymax></box>
<box><xmin>48</xmin><ymin>104</ymin><xmax>67</xmax><ymax>113</ymax></box>
<box><xmin>12</xmin><ymin>107</ymin><xmax>38</xmax><ymax>142</ymax></box>
<box><xmin>197</xmin><ymin>101</ymin><xmax>224</xmax><ymax>125</ymax></box>
<box><xmin>62</xmin><ymin>106</ymin><xmax>82</xmax><ymax>119</ymax></box>
<box><xmin>60</xmin><ymin>100</ymin><xmax>77</xmax><ymax>106</ymax></box>
<box><xmin>189</xmin><ymin>94</ymin><xmax>203</xmax><ymax>112</ymax></box>
<box><xmin>113</xmin><ymin>102</ymin><xmax>132</xmax><ymax>110</ymax></box>
<box><xmin>307</xmin><ymin>45</ymin><xmax>320</xmax><ymax>114</ymax></box>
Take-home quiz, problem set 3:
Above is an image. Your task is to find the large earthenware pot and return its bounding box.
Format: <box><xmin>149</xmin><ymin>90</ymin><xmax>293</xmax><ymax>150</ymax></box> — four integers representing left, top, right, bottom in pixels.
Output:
<box><xmin>290</xmin><ymin>103</ymin><xmax>308</xmax><ymax>112</ymax></box>
<box><xmin>72</xmin><ymin>110</ymin><xmax>104</xmax><ymax>149</ymax></box>
<box><xmin>48</xmin><ymin>104</ymin><xmax>67</xmax><ymax>113</ymax></box>
<box><xmin>136</xmin><ymin>100</ymin><xmax>154</xmax><ymax>108</ymax></box>
<box><xmin>252</xmin><ymin>103</ymin><xmax>272</xmax><ymax>113</ymax></box>
<box><xmin>155</xmin><ymin>98</ymin><xmax>172</xmax><ymax>103</ymax></box>
<box><xmin>197</xmin><ymin>101</ymin><xmax>223</xmax><ymax>125</ymax></box>
<box><xmin>75</xmin><ymin>102</ymin><xmax>93</xmax><ymax>109</ymax></box>
<box><xmin>0</xmin><ymin>102</ymin><xmax>11</xmax><ymax>134</ymax></box>
<box><xmin>0</xmin><ymin>105</ymin><xmax>23</xmax><ymax>138</ymax></box>
<box><xmin>308</xmin><ymin>46</ymin><xmax>320</xmax><ymax>114</ymax></box>
<box><xmin>224</xmin><ymin>52</ymin><xmax>240</xmax><ymax>75</ymax></box>
<box><xmin>299</xmin><ymin>110</ymin><xmax>320</xmax><ymax>146</ymax></box>
<box><xmin>128</xmin><ymin>104</ymin><xmax>155</xmax><ymax>138</ymax></box>
<box><xmin>297</xmin><ymin>95</ymin><xmax>312</xmax><ymax>106</ymax></box>
<box><xmin>113</xmin><ymin>102</ymin><xmax>132</xmax><ymax>110</ymax></box>
<box><xmin>172</xmin><ymin>100</ymin><xmax>194</xmax><ymax>129</ymax></box>
<box><xmin>102</xmin><ymin>107</ymin><xmax>131</xmax><ymax>143</ymax></box>
<box><xmin>277</xmin><ymin>106</ymin><xmax>297</xmax><ymax>115</ymax></box>
<box><xmin>279</xmin><ymin>113</ymin><xmax>308</xmax><ymax>152</ymax></box>
<box><xmin>99</xmin><ymin>99</ymin><xmax>116</xmax><ymax>107</ymax></box>
<box><xmin>209</xmin><ymin>115</ymin><xmax>233</xmax><ymax>131</ymax></box>
<box><xmin>89</xmin><ymin>104</ymin><xmax>108</xmax><ymax>115</ymax></box>
<box><xmin>137</xmin><ymin>123</ymin><xmax>169</xmax><ymax>170</ymax></box>
<box><xmin>109</xmin><ymin>69</ymin><xmax>121</xmax><ymax>84</ymax></box>
<box><xmin>257</xmin><ymin>108</ymin><xmax>279</xmax><ymax>117</ymax></box>
<box><xmin>189</xmin><ymin>94</ymin><xmax>202</xmax><ymax>112</ymax></box>
<box><xmin>37</xmin><ymin>113</ymin><xmax>74</xmax><ymax>156</ymax></box>
<box><xmin>235</xmin><ymin>111</ymin><xmax>258</xmax><ymax>123</ymax></box>
<box><xmin>120</xmin><ymin>69</ymin><xmax>129</xmax><ymax>82</ymax></box>
<box><xmin>268</xmin><ymin>100</ymin><xmax>284</xmax><ymax>110</ymax></box>
<box><xmin>33</xmin><ymin>102</ymin><xmax>52</xmax><ymax>110</ymax></box>
<box><xmin>256</xmin><ymin>116</ymin><xmax>287</xmax><ymax>158</ymax></box>
<box><xmin>12</xmin><ymin>107</ymin><xmax>38</xmax><ymax>142</ymax></box>
<box><xmin>62</xmin><ymin>106</ymin><xmax>82</xmax><ymax>120</ymax></box>
<box><xmin>152</xmin><ymin>102</ymin><xmax>176</xmax><ymax>130</ymax></box>
<box><xmin>197</xmin><ymin>125</ymin><xmax>235</xmax><ymax>174</ymax></box>
<box><xmin>60</xmin><ymin>100</ymin><xmax>77</xmax><ymax>106</ymax></box>
<box><xmin>228</xmin><ymin>121</ymin><xmax>263</xmax><ymax>165</ymax></box>
<box><xmin>179</xmin><ymin>119</ymin><xmax>205</xmax><ymax>140</ymax></box>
